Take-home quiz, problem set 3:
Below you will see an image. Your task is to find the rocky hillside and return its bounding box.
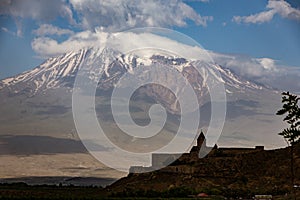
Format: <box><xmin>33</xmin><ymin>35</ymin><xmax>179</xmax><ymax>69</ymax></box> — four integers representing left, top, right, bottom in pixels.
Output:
<box><xmin>107</xmin><ymin>143</ymin><xmax>300</xmax><ymax>197</ymax></box>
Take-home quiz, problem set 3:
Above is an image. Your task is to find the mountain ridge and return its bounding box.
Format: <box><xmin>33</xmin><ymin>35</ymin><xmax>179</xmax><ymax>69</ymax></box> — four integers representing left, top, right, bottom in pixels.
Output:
<box><xmin>0</xmin><ymin>47</ymin><xmax>268</xmax><ymax>97</ymax></box>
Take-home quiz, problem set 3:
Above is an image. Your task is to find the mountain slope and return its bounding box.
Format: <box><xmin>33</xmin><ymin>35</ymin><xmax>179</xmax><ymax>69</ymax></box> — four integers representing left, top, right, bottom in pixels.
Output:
<box><xmin>0</xmin><ymin>47</ymin><xmax>285</xmax><ymax>149</ymax></box>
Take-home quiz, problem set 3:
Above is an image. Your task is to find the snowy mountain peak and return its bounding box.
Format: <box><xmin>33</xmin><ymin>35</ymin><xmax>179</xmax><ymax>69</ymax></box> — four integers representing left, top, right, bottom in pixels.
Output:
<box><xmin>0</xmin><ymin>47</ymin><xmax>265</xmax><ymax>96</ymax></box>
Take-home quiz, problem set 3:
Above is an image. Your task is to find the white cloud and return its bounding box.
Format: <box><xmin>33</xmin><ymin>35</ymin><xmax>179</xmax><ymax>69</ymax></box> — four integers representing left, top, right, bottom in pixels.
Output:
<box><xmin>211</xmin><ymin>52</ymin><xmax>300</xmax><ymax>91</ymax></box>
<box><xmin>1</xmin><ymin>27</ymin><xmax>9</xmax><ymax>32</ymax></box>
<box><xmin>69</xmin><ymin>0</ymin><xmax>213</xmax><ymax>31</ymax></box>
<box><xmin>31</xmin><ymin>29</ymin><xmax>212</xmax><ymax>61</ymax></box>
<box><xmin>1</xmin><ymin>26</ymin><xmax>18</xmax><ymax>36</ymax></box>
<box><xmin>268</xmin><ymin>0</ymin><xmax>300</xmax><ymax>21</ymax></box>
<box><xmin>15</xmin><ymin>19</ymin><xmax>23</xmax><ymax>37</ymax></box>
<box><xmin>1</xmin><ymin>0</ymin><xmax>212</xmax><ymax>36</ymax></box>
<box><xmin>211</xmin><ymin>52</ymin><xmax>281</xmax><ymax>78</ymax></box>
<box><xmin>212</xmin><ymin>53</ymin><xmax>274</xmax><ymax>78</ymax></box>
<box><xmin>0</xmin><ymin>0</ymin><xmax>74</xmax><ymax>36</ymax></box>
<box><xmin>33</xmin><ymin>24</ymin><xmax>74</xmax><ymax>36</ymax></box>
<box><xmin>31</xmin><ymin>31</ymin><xmax>109</xmax><ymax>58</ymax></box>
<box><xmin>233</xmin><ymin>10</ymin><xmax>276</xmax><ymax>24</ymax></box>
<box><xmin>23</xmin><ymin>0</ymin><xmax>213</xmax><ymax>58</ymax></box>
<box><xmin>0</xmin><ymin>0</ymin><xmax>74</xmax><ymax>22</ymax></box>
<box><xmin>233</xmin><ymin>0</ymin><xmax>300</xmax><ymax>24</ymax></box>
<box><xmin>257</xmin><ymin>58</ymin><xmax>276</xmax><ymax>70</ymax></box>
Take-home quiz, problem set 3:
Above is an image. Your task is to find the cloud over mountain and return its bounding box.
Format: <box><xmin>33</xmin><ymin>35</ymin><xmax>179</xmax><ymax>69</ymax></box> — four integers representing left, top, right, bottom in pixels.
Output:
<box><xmin>211</xmin><ymin>52</ymin><xmax>300</xmax><ymax>92</ymax></box>
<box><xmin>30</xmin><ymin>29</ymin><xmax>300</xmax><ymax>92</ymax></box>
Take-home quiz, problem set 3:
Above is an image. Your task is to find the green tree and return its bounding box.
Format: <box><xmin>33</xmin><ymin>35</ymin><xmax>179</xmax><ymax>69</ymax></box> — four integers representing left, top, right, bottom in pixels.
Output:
<box><xmin>276</xmin><ymin>91</ymin><xmax>300</xmax><ymax>199</ymax></box>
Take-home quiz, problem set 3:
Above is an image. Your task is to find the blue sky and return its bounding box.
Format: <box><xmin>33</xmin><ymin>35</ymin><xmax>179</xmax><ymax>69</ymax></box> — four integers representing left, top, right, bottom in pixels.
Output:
<box><xmin>0</xmin><ymin>0</ymin><xmax>300</xmax><ymax>82</ymax></box>
<box><xmin>180</xmin><ymin>0</ymin><xmax>300</xmax><ymax>66</ymax></box>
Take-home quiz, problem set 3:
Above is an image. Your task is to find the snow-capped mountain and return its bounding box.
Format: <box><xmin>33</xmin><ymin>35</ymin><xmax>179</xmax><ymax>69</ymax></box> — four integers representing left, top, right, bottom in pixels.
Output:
<box><xmin>0</xmin><ymin>47</ymin><xmax>264</xmax><ymax>98</ymax></box>
<box><xmin>0</xmin><ymin>50</ymin><xmax>85</xmax><ymax>95</ymax></box>
<box><xmin>0</xmin><ymin>46</ymin><xmax>286</xmax><ymax>150</ymax></box>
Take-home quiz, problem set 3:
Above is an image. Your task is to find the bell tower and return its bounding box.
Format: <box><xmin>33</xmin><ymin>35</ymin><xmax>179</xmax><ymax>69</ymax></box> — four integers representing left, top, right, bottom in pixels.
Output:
<box><xmin>197</xmin><ymin>130</ymin><xmax>206</xmax><ymax>148</ymax></box>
